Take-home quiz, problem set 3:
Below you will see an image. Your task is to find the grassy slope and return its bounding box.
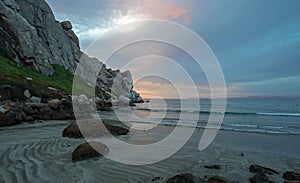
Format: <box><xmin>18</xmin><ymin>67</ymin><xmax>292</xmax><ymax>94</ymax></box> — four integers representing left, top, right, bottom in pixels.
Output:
<box><xmin>0</xmin><ymin>51</ymin><xmax>75</xmax><ymax>99</ymax></box>
<box><xmin>0</xmin><ymin>51</ymin><xmax>107</xmax><ymax>101</ymax></box>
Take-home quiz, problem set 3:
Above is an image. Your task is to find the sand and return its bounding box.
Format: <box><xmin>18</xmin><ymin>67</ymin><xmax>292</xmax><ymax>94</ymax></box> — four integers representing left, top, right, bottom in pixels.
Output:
<box><xmin>0</xmin><ymin>120</ymin><xmax>299</xmax><ymax>182</ymax></box>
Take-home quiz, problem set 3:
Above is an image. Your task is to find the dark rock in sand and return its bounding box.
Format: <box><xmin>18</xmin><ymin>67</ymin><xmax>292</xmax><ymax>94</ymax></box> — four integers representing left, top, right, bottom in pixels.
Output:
<box><xmin>104</xmin><ymin>121</ymin><xmax>130</xmax><ymax>136</ymax></box>
<box><xmin>72</xmin><ymin>142</ymin><xmax>109</xmax><ymax>161</ymax></box>
<box><xmin>249</xmin><ymin>173</ymin><xmax>269</xmax><ymax>183</ymax></box>
<box><xmin>62</xmin><ymin>121</ymin><xmax>82</xmax><ymax>138</ymax></box>
<box><xmin>62</xmin><ymin>120</ymin><xmax>129</xmax><ymax>138</ymax></box>
<box><xmin>207</xmin><ymin>176</ymin><xmax>236</xmax><ymax>183</ymax></box>
<box><xmin>283</xmin><ymin>171</ymin><xmax>300</xmax><ymax>181</ymax></box>
<box><xmin>204</xmin><ymin>164</ymin><xmax>221</xmax><ymax>170</ymax></box>
<box><xmin>165</xmin><ymin>173</ymin><xmax>196</xmax><ymax>183</ymax></box>
<box><xmin>249</xmin><ymin>165</ymin><xmax>279</xmax><ymax>175</ymax></box>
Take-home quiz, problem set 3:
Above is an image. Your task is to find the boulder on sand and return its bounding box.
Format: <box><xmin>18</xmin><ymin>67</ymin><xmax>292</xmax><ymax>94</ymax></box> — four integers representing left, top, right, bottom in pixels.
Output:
<box><xmin>249</xmin><ymin>173</ymin><xmax>269</xmax><ymax>183</ymax></box>
<box><xmin>62</xmin><ymin>120</ymin><xmax>129</xmax><ymax>138</ymax></box>
<box><xmin>72</xmin><ymin>142</ymin><xmax>109</xmax><ymax>161</ymax></box>
<box><xmin>165</xmin><ymin>173</ymin><xmax>196</xmax><ymax>183</ymax></box>
<box><xmin>249</xmin><ymin>165</ymin><xmax>279</xmax><ymax>175</ymax></box>
<box><xmin>204</xmin><ymin>164</ymin><xmax>221</xmax><ymax>170</ymax></box>
<box><xmin>283</xmin><ymin>171</ymin><xmax>300</xmax><ymax>181</ymax></box>
<box><xmin>207</xmin><ymin>176</ymin><xmax>236</xmax><ymax>183</ymax></box>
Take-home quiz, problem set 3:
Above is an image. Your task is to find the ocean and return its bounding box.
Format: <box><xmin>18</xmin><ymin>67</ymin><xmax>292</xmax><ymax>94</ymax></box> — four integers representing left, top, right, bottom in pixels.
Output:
<box><xmin>101</xmin><ymin>98</ymin><xmax>300</xmax><ymax>135</ymax></box>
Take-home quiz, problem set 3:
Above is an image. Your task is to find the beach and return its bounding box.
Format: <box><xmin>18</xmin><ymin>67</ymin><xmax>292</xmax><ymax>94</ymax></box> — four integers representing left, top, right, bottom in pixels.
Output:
<box><xmin>0</xmin><ymin>120</ymin><xmax>299</xmax><ymax>182</ymax></box>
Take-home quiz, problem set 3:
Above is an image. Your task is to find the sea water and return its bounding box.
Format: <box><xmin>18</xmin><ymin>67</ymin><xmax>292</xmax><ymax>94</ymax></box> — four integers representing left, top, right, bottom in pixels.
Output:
<box><xmin>101</xmin><ymin>98</ymin><xmax>300</xmax><ymax>135</ymax></box>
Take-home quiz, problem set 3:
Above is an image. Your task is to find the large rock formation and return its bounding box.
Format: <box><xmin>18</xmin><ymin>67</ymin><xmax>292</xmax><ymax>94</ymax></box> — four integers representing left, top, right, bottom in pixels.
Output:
<box><xmin>0</xmin><ymin>0</ymin><xmax>142</xmax><ymax>104</ymax></box>
<box><xmin>0</xmin><ymin>0</ymin><xmax>79</xmax><ymax>75</ymax></box>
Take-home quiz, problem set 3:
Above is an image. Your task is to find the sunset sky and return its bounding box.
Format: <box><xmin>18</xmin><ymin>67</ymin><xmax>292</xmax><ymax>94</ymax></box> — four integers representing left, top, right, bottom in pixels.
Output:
<box><xmin>45</xmin><ymin>0</ymin><xmax>300</xmax><ymax>98</ymax></box>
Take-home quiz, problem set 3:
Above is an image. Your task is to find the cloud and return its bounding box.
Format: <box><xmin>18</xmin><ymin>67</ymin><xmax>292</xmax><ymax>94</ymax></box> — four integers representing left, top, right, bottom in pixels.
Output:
<box><xmin>46</xmin><ymin>0</ymin><xmax>193</xmax><ymax>48</ymax></box>
<box><xmin>120</xmin><ymin>0</ymin><xmax>191</xmax><ymax>23</ymax></box>
<box><xmin>45</xmin><ymin>0</ymin><xmax>300</xmax><ymax>97</ymax></box>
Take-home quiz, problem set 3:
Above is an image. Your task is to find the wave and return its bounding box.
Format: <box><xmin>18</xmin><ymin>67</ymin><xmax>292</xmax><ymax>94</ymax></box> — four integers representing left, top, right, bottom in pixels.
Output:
<box><xmin>257</xmin><ymin>112</ymin><xmax>300</xmax><ymax>117</ymax></box>
<box><xmin>134</xmin><ymin>108</ymin><xmax>300</xmax><ymax>117</ymax></box>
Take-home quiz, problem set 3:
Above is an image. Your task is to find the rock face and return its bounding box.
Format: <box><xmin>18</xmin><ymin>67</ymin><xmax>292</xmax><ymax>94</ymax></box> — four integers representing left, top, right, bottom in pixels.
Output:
<box><xmin>0</xmin><ymin>0</ymin><xmax>143</xmax><ymax>104</ymax></box>
<box><xmin>72</xmin><ymin>142</ymin><xmax>109</xmax><ymax>161</ymax></box>
<box><xmin>0</xmin><ymin>0</ymin><xmax>80</xmax><ymax>76</ymax></box>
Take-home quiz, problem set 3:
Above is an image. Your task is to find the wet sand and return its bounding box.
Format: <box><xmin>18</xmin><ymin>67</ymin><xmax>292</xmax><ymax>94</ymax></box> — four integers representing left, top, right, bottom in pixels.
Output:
<box><xmin>0</xmin><ymin>120</ymin><xmax>299</xmax><ymax>182</ymax></box>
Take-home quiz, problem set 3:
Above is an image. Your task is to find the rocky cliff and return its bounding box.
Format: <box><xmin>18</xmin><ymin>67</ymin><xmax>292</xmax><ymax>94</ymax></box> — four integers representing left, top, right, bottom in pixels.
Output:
<box><xmin>0</xmin><ymin>0</ymin><xmax>142</xmax><ymax>103</ymax></box>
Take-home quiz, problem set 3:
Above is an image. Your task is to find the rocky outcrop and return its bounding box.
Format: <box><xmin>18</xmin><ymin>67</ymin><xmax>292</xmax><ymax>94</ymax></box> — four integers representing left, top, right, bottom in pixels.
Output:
<box><xmin>0</xmin><ymin>99</ymin><xmax>74</xmax><ymax>126</ymax></box>
<box><xmin>72</xmin><ymin>142</ymin><xmax>109</xmax><ymax>161</ymax></box>
<box><xmin>0</xmin><ymin>0</ymin><xmax>80</xmax><ymax>76</ymax></box>
<box><xmin>0</xmin><ymin>0</ymin><xmax>143</xmax><ymax>104</ymax></box>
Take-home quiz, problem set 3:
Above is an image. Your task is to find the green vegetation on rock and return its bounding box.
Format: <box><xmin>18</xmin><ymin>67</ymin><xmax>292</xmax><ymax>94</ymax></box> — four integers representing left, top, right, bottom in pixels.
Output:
<box><xmin>0</xmin><ymin>51</ymin><xmax>104</xmax><ymax>101</ymax></box>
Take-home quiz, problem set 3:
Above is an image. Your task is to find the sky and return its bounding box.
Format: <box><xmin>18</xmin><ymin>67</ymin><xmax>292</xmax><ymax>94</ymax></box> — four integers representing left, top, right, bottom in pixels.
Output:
<box><xmin>45</xmin><ymin>0</ymin><xmax>300</xmax><ymax>98</ymax></box>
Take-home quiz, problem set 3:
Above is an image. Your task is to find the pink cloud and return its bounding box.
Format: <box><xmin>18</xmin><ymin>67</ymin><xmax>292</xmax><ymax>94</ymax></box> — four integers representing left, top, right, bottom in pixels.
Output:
<box><xmin>120</xmin><ymin>0</ymin><xmax>191</xmax><ymax>24</ymax></box>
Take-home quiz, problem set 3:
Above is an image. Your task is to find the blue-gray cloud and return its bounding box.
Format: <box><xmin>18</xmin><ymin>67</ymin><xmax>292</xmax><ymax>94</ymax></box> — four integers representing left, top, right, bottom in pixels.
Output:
<box><xmin>45</xmin><ymin>0</ymin><xmax>300</xmax><ymax>97</ymax></box>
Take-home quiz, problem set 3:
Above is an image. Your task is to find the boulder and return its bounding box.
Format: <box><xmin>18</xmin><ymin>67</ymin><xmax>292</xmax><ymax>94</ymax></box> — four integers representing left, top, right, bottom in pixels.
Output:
<box><xmin>249</xmin><ymin>165</ymin><xmax>279</xmax><ymax>175</ymax></box>
<box><xmin>0</xmin><ymin>110</ymin><xmax>18</xmax><ymax>126</ymax></box>
<box><xmin>62</xmin><ymin>120</ymin><xmax>129</xmax><ymax>138</ymax></box>
<box><xmin>207</xmin><ymin>176</ymin><xmax>236</xmax><ymax>183</ymax></box>
<box><xmin>165</xmin><ymin>173</ymin><xmax>196</xmax><ymax>183</ymax></box>
<box><xmin>48</xmin><ymin>99</ymin><xmax>61</xmax><ymax>110</ymax></box>
<box><xmin>38</xmin><ymin>106</ymin><xmax>53</xmax><ymax>120</ymax></box>
<box><xmin>283</xmin><ymin>171</ymin><xmax>300</xmax><ymax>181</ymax></box>
<box><xmin>30</xmin><ymin>96</ymin><xmax>42</xmax><ymax>104</ymax></box>
<box><xmin>0</xmin><ymin>105</ymin><xmax>23</xmax><ymax>126</ymax></box>
<box><xmin>24</xmin><ymin>106</ymin><xmax>36</xmax><ymax>115</ymax></box>
<box><xmin>24</xmin><ymin>90</ymin><xmax>31</xmax><ymax>99</ymax></box>
<box><xmin>249</xmin><ymin>173</ymin><xmax>269</xmax><ymax>183</ymax></box>
<box><xmin>62</xmin><ymin>121</ymin><xmax>82</xmax><ymax>138</ymax></box>
<box><xmin>0</xmin><ymin>106</ymin><xmax>8</xmax><ymax>113</ymax></box>
<box><xmin>72</xmin><ymin>142</ymin><xmax>109</xmax><ymax>161</ymax></box>
<box><xmin>204</xmin><ymin>165</ymin><xmax>221</xmax><ymax>170</ymax></box>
